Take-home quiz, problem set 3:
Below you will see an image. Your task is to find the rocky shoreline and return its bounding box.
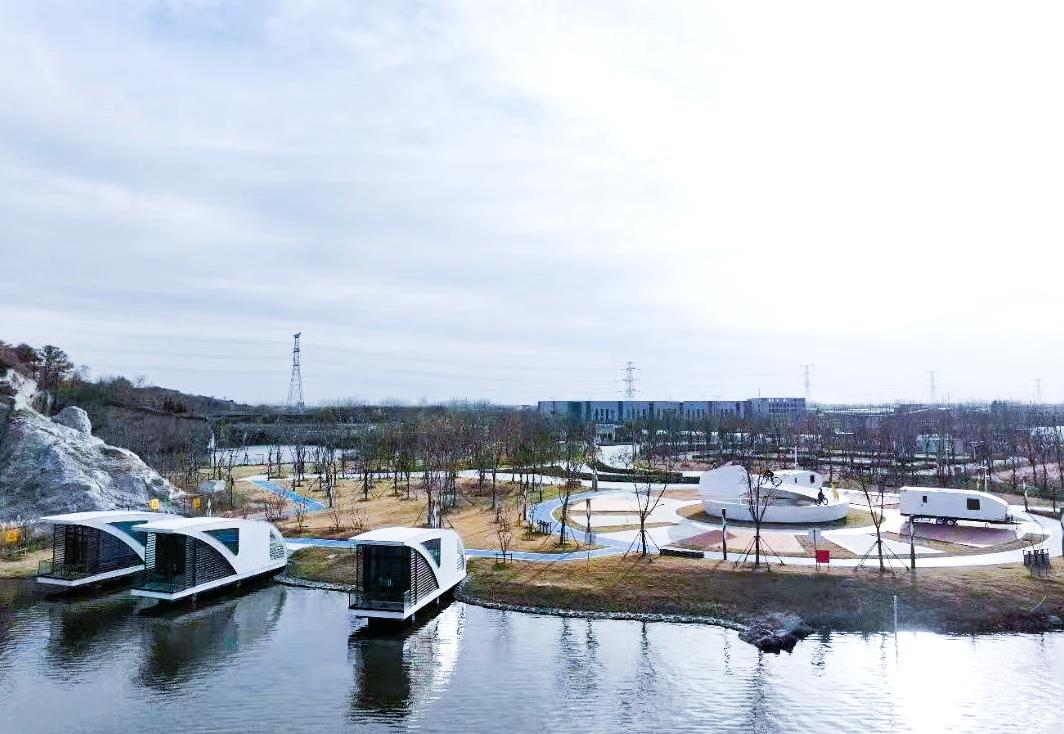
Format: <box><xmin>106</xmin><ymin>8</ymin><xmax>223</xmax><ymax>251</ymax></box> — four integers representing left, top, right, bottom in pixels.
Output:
<box><xmin>277</xmin><ymin>573</ymin><xmax>816</xmax><ymax>652</ymax></box>
<box><xmin>454</xmin><ymin>584</ymin><xmax>748</xmax><ymax>631</ymax></box>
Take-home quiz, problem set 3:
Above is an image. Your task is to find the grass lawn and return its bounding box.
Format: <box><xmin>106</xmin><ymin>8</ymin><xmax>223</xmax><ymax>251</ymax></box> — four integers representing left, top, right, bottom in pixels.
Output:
<box><xmin>463</xmin><ymin>555</ymin><xmax>1064</xmax><ymax>634</ymax></box>
<box><xmin>286</xmin><ymin>546</ymin><xmax>358</xmax><ymax>585</ymax></box>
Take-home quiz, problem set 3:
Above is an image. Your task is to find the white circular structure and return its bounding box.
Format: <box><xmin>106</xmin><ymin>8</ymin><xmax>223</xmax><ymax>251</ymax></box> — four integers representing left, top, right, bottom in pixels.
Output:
<box><xmin>699</xmin><ymin>465</ymin><xmax>849</xmax><ymax>524</ymax></box>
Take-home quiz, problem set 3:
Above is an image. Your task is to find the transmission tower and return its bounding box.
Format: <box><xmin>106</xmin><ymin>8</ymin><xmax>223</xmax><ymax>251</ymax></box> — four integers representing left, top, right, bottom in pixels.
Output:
<box><xmin>1035</xmin><ymin>378</ymin><xmax>1043</xmax><ymax>404</ymax></box>
<box><xmin>287</xmin><ymin>333</ymin><xmax>304</xmax><ymax>412</ymax></box>
<box><xmin>927</xmin><ymin>370</ymin><xmax>937</xmax><ymax>405</ymax></box>
<box><xmin>623</xmin><ymin>361</ymin><xmax>639</xmax><ymax>400</ymax></box>
<box><xmin>802</xmin><ymin>363</ymin><xmax>814</xmax><ymax>403</ymax></box>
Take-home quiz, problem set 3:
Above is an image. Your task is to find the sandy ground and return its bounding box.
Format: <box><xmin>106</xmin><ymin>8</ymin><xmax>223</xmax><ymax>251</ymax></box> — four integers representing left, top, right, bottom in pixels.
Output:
<box><xmin>241</xmin><ymin>474</ymin><xmax>596</xmax><ymax>554</ymax></box>
<box><xmin>0</xmin><ymin>548</ymin><xmax>49</xmax><ymax>578</ymax></box>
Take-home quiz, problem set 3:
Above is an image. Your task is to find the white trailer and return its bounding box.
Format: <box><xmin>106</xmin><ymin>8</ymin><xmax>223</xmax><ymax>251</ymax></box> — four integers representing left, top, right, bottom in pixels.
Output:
<box><xmin>899</xmin><ymin>487</ymin><xmax>1011</xmax><ymax>524</ymax></box>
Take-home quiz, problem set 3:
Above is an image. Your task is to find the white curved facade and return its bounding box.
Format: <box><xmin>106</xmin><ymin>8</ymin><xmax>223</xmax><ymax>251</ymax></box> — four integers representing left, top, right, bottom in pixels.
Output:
<box><xmin>131</xmin><ymin>517</ymin><xmax>287</xmax><ymax>601</ymax></box>
<box><xmin>699</xmin><ymin>465</ymin><xmax>849</xmax><ymax>524</ymax></box>
<box><xmin>37</xmin><ymin>510</ymin><xmax>177</xmax><ymax>587</ymax></box>
<box><xmin>348</xmin><ymin>527</ymin><xmax>467</xmax><ymax>621</ymax></box>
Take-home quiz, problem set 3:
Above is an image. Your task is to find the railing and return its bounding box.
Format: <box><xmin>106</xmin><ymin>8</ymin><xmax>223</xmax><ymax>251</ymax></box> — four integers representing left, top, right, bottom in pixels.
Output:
<box><xmin>348</xmin><ymin>589</ymin><xmax>412</xmax><ymax>613</ymax></box>
<box><xmin>38</xmin><ymin>558</ymin><xmax>139</xmax><ymax>580</ymax></box>
<box><xmin>131</xmin><ymin>569</ymin><xmax>195</xmax><ymax>594</ymax></box>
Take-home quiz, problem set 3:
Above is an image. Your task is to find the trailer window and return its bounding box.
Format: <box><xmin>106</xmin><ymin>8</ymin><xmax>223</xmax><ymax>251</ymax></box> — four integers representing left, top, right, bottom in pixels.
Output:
<box><xmin>967</xmin><ymin>498</ymin><xmax>980</xmax><ymax>511</ymax></box>
<box><xmin>810</xmin><ymin>475</ymin><xmax>816</xmax><ymax>484</ymax></box>
<box><xmin>922</xmin><ymin>495</ymin><xmax>928</xmax><ymax>503</ymax></box>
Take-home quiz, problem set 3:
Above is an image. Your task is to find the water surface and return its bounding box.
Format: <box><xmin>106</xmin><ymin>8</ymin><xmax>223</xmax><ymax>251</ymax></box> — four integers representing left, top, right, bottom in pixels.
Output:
<box><xmin>2</xmin><ymin>579</ymin><xmax>1062</xmax><ymax>733</ymax></box>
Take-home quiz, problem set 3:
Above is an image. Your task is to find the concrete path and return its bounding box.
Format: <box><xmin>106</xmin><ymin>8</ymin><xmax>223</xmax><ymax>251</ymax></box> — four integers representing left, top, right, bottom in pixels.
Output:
<box><xmin>261</xmin><ymin>457</ymin><xmax>1064</xmax><ymax>569</ymax></box>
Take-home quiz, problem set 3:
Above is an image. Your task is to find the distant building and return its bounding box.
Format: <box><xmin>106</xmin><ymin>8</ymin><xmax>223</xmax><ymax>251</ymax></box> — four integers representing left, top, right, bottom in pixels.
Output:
<box><xmin>536</xmin><ymin>398</ymin><xmax>806</xmax><ymax>423</ymax></box>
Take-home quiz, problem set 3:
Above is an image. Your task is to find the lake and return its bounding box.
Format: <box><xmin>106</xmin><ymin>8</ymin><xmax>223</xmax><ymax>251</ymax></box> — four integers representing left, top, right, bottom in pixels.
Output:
<box><xmin>2</xmin><ymin>579</ymin><xmax>1063</xmax><ymax>733</ymax></box>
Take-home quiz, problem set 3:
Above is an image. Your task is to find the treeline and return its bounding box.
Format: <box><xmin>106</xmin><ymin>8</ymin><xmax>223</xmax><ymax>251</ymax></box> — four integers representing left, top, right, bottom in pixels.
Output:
<box><xmin>1</xmin><ymin>339</ymin><xmax>221</xmax><ymax>475</ymax></box>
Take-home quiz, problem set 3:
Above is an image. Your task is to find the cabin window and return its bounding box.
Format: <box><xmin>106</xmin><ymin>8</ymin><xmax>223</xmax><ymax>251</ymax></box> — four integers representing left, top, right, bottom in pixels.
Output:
<box><xmin>154</xmin><ymin>534</ymin><xmax>187</xmax><ymax>577</ymax></box>
<box><xmin>362</xmin><ymin>545</ymin><xmax>409</xmax><ymax>600</ymax></box>
<box><xmin>922</xmin><ymin>495</ymin><xmax>928</xmax><ymax>503</ymax></box>
<box><xmin>109</xmin><ymin>521</ymin><xmax>148</xmax><ymax>545</ymax></box>
<box><xmin>967</xmin><ymin>498</ymin><xmax>981</xmax><ymax>511</ymax></box>
<box><xmin>206</xmin><ymin>528</ymin><xmax>240</xmax><ymax>555</ymax></box>
<box><xmin>421</xmin><ymin>538</ymin><xmax>441</xmax><ymax>566</ymax></box>
<box><xmin>810</xmin><ymin>475</ymin><xmax>816</xmax><ymax>484</ymax></box>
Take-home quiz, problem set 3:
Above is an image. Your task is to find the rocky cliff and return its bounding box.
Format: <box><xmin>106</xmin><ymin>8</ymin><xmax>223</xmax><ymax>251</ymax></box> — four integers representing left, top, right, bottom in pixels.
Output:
<box><xmin>0</xmin><ymin>370</ymin><xmax>177</xmax><ymax>521</ymax></box>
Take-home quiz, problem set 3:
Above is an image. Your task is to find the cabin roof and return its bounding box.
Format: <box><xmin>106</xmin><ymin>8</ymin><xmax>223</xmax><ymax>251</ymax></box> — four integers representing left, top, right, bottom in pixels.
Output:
<box><xmin>42</xmin><ymin>510</ymin><xmax>175</xmax><ymax>525</ymax></box>
<box><xmin>351</xmin><ymin>526</ymin><xmax>445</xmax><ymax>545</ymax></box>
<box><xmin>134</xmin><ymin>516</ymin><xmax>261</xmax><ymax>534</ymax></box>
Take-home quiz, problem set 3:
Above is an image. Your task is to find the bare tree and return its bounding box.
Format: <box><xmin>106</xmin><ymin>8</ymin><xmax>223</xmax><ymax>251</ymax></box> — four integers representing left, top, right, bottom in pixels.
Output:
<box><xmin>557</xmin><ymin>421</ymin><xmax>593</xmax><ymax>548</ymax></box>
<box><xmin>262</xmin><ymin>495</ymin><xmax>287</xmax><ymax>523</ymax></box>
<box><xmin>327</xmin><ymin>504</ymin><xmax>347</xmax><ymax>533</ymax></box>
<box><xmin>495</xmin><ymin>504</ymin><xmax>514</xmax><ymax>560</ymax></box>
<box><xmin>293</xmin><ymin>501</ymin><xmax>308</xmax><ymax>534</ymax></box>
<box><xmin>620</xmin><ymin>417</ymin><xmax>679</xmax><ymax>556</ymax></box>
<box><xmin>848</xmin><ymin>428</ymin><xmax>893</xmax><ymax>571</ymax></box>
<box><xmin>739</xmin><ymin>462</ymin><xmax>782</xmax><ymax>568</ymax></box>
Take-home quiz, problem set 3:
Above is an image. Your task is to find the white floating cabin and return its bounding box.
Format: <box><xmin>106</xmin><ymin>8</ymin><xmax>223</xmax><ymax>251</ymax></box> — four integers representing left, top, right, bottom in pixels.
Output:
<box><xmin>37</xmin><ymin>510</ymin><xmax>177</xmax><ymax>587</ymax></box>
<box><xmin>130</xmin><ymin>517</ymin><xmax>287</xmax><ymax>601</ymax></box>
<box><xmin>899</xmin><ymin>487</ymin><xmax>1012</xmax><ymax>524</ymax></box>
<box><xmin>347</xmin><ymin>527</ymin><xmax>466</xmax><ymax>622</ymax></box>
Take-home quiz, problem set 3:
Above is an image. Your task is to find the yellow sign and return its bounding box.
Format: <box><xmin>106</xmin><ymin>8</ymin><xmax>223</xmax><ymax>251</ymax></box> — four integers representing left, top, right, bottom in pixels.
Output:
<box><xmin>3</xmin><ymin>528</ymin><xmax>19</xmax><ymax>545</ymax></box>
<box><xmin>192</xmin><ymin>497</ymin><xmax>202</xmax><ymax>510</ymax></box>
<box><xmin>149</xmin><ymin>498</ymin><xmax>160</xmax><ymax>511</ymax></box>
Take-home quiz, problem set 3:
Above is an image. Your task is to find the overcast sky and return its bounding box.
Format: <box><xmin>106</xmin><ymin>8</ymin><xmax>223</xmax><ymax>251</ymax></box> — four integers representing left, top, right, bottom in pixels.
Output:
<box><xmin>2</xmin><ymin>2</ymin><xmax>1063</xmax><ymax>406</ymax></box>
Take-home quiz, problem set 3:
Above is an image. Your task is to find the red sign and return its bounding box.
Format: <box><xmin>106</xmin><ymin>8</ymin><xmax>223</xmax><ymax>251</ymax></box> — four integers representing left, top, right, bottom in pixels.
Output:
<box><xmin>815</xmin><ymin>549</ymin><xmax>831</xmax><ymax>564</ymax></box>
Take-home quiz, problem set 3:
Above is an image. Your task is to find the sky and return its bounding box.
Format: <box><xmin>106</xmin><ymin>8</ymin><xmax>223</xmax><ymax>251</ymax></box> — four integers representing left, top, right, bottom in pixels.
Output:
<box><xmin>2</xmin><ymin>1</ymin><xmax>1063</xmax><ymax>406</ymax></box>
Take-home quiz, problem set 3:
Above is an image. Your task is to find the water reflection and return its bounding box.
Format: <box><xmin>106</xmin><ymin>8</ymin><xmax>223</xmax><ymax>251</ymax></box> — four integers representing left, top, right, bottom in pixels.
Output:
<box><xmin>43</xmin><ymin>591</ymin><xmax>141</xmax><ymax>680</ymax></box>
<box><xmin>347</xmin><ymin>601</ymin><xmax>464</xmax><ymax>724</ymax></box>
<box><xmin>135</xmin><ymin>585</ymin><xmax>286</xmax><ymax>691</ymax></box>
<box><xmin>3</xmin><ymin>579</ymin><xmax>1064</xmax><ymax>734</ymax></box>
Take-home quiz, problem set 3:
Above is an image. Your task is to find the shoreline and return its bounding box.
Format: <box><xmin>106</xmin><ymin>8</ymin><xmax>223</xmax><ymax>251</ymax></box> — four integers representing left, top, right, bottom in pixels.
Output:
<box><xmin>461</xmin><ymin>556</ymin><xmax>1064</xmax><ymax>636</ymax></box>
<box><xmin>284</xmin><ymin>546</ymin><xmax>1064</xmax><ymax>635</ymax></box>
<box><xmin>452</xmin><ymin>583</ymin><xmax>747</xmax><ymax>631</ymax></box>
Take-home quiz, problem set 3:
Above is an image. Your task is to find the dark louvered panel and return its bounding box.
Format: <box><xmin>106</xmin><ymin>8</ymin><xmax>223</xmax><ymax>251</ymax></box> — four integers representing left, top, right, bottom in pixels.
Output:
<box><xmin>144</xmin><ymin>533</ymin><xmax>156</xmax><ymax>569</ymax></box>
<box><xmin>191</xmin><ymin>537</ymin><xmax>236</xmax><ymax>586</ymax></box>
<box><xmin>411</xmin><ymin>551</ymin><xmax>439</xmax><ymax>604</ymax></box>
<box><xmin>99</xmin><ymin>530</ymin><xmax>139</xmax><ymax>568</ymax></box>
<box><xmin>53</xmin><ymin>525</ymin><xmax>66</xmax><ymax>566</ymax></box>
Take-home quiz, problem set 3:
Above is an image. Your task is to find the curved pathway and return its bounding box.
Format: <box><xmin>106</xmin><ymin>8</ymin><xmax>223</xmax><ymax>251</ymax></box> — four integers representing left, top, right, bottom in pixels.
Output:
<box><xmin>249</xmin><ymin>452</ymin><xmax>1064</xmax><ymax>568</ymax></box>
<box><xmin>249</xmin><ymin>478</ymin><xmax>326</xmax><ymax>511</ymax></box>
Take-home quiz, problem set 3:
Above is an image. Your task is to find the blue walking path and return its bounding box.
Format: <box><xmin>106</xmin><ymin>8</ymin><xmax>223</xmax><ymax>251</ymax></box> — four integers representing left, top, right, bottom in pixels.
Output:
<box><xmin>282</xmin><ymin>486</ymin><xmax>630</xmax><ymax>563</ymax></box>
<box><xmin>251</xmin><ymin>478</ymin><xmax>327</xmax><ymax>511</ymax></box>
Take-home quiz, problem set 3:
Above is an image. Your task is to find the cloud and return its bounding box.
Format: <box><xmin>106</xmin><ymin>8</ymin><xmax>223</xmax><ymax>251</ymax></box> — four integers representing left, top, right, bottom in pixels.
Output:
<box><xmin>1</xmin><ymin>1</ymin><xmax>1062</xmax><ymax>404</ymax></box>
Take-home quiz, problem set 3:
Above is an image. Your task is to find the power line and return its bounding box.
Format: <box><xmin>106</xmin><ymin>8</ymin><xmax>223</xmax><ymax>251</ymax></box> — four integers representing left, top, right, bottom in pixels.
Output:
<box><xmin>623</xmin><ymin>361</ymin><xmax>639</xmax><ymax>400</ymax></box>
<box><xmin>287</xmin><ymin>332</ymin><xmax>304</xmax><ymax>412</ymax></box>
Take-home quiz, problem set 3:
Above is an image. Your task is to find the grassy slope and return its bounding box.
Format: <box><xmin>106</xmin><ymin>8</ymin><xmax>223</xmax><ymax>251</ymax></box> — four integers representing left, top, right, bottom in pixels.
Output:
<box><xmin>463</xmin><ymin>556</ymin><xmax>1064</xmax><ymax>634</ymax></box>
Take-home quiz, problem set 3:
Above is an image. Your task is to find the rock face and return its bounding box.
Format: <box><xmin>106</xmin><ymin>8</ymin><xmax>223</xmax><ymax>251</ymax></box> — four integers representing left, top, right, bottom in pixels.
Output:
<box><xmin>738</xmin><ymin>613</ymin><xmax>814</xmax><ymax>654</ymax></box>
<box><xmin>0</xmin><ymin>372</ymin><xmax>176</xmax><ymax>521</ymax></box>
<box><xmin>52</xmin><ymin>406</ymin><xmax>92</xmax><ymax>434</ymax></box>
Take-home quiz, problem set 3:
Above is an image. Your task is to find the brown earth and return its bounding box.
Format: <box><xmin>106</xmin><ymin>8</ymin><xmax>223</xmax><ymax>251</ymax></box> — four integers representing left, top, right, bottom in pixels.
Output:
<box><xmin>462</xmin><ymin>555</ymin><xmax>1064</xmax><ymax>634</ymax></box>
